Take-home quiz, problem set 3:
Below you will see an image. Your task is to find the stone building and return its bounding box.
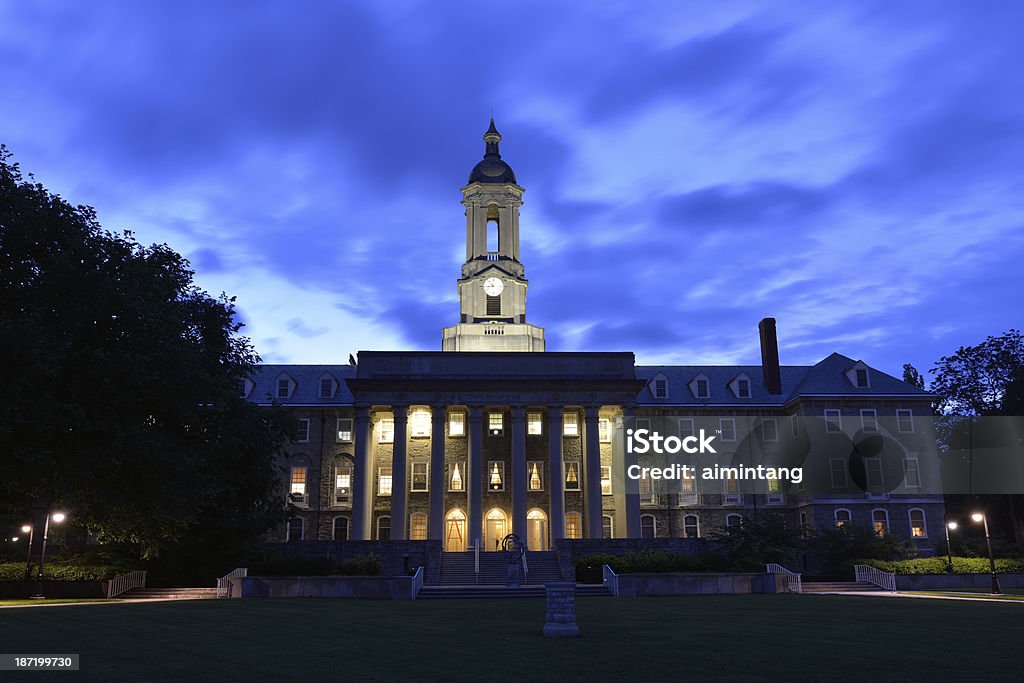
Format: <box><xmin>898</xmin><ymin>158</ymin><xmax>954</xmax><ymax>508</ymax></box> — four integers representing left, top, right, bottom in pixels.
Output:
<box><xmin>244</xmin><ymin>121</ymin><xmax>944</xmax><ymax>556</ymax></box>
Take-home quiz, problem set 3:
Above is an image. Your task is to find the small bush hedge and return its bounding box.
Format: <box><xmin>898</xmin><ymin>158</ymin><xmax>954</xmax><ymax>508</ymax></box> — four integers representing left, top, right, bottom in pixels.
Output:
<box><xmin>859</xmin><ymin>557</ymin><xmax>1024</xmax><ymax>574</ymax></box>
<box><xmin>0</xmin><ymin>562</ymin><xmax>127</xmax><ymax>581</ymax></box>
<box><xmin>574</xmin><ymin>550</ymin><xmax>735</xmax><ymax>583</ymax></box>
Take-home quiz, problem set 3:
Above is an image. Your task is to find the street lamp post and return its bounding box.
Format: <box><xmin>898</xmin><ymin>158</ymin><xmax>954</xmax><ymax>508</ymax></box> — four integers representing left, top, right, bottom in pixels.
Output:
<box><xmin>971</xmin><ymin>512</ymin><xmax>1001</xmax><ymax>594</ymax></box>
<box><xmin>944</xmin><ymin>521</ymin><xmax>957</xmax><ymax>573</ymax></box>
<box><xmin>21</xmin><ymin>524</ymin><xmax>34</xmax><ymax>581</ymax></box>
<box><xmin>32</xmin><ymin>511</ymin><xmax>66</xmax><ymax>600</ymax></box>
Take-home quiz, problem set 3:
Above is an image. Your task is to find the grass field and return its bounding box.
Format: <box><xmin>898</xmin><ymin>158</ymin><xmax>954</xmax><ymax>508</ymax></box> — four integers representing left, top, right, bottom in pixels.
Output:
<box><xmin>0</xmin><ymin>599</ymin><xmax>118</xmax><ymax>607</ymax></box>
<box><xmin>3</xmin><ymin>595</ymin><xmax>1023</xmax><ymax>682</ymax></box>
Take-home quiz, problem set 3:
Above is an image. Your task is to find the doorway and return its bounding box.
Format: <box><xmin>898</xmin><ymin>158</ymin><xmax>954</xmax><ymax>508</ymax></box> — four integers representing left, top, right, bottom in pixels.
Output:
<box><xmin>445</xmin><ymin>509</ymin><xmax>466</xmax><ymax>552</ymax></box>
<box><xmin>484</xmin><ymin>508</ymin><xmax>507</xmax><ymax>552</ymax></box>
<box><xmin>527</xmin><ymin>508</ymin><xmax>548</xmax><ymax>551</ymax></box>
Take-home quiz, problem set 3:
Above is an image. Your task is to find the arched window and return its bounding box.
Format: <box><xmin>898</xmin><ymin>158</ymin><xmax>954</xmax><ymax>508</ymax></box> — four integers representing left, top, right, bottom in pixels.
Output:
<box><xmin>410</xmin><ymin>513</ymin><xmax>427</xmax><ymax>541</ymax></box>
<box><xmin>641</xmin><ymin>514</ymin><xmax>656</xmax><ymax>539</ymax></box>
<box><xmin>872</xmin><ymin>509</ymin><xmax>889</xmax><ymax>537</ymax></box>
<box><xmin>487</xmin><ymin>218</ymin><xmax>499</xmax><ymax>253</ymax></box>
<box><xmin>287</xmin><ymin>517</ymin><xmax>304</xmax><ymax>542</ymax></box>
<box><xmin>602</xmin><ymin>515</ymin><xmax>613</xmax><ymax>539</ymax></box>
<box><xmin>909</xmin><ymin>509</ymin><xmax>927</xmax><ymax>538</ymax></box>
<box><xmin>333</xmin><ymin>516</ymin><xmax>349</xmax><ymax>541</ymax></box>
<box><xmin>377</xmin><ymin>516</ymin><xmax>391</xmax><ymax>541</ymax></box>
<box><xmin>726</xmin><ymin>514</ymin><xmax>743</xmax><ymax>529</ymax></box>
<box><xmin>683</xmin><ymin>514</ymin><xmax>699</xmax><ymax>538</ymax></box>
<box><xmin>834</xmin><ymin>508</ymin><xmax>852</xmax><ymax>528</ymax></box>
<box><xmin>565</xmin><ymin>512</ymin><xmax>582</xmax><ymax>539</ymax></box>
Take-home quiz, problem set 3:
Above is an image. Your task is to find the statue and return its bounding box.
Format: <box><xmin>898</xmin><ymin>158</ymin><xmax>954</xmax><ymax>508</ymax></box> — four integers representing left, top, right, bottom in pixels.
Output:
<box><xmin>502</xmin><ymin>533</ymin><xmax>525</xmax><ymax>587</ymax></box>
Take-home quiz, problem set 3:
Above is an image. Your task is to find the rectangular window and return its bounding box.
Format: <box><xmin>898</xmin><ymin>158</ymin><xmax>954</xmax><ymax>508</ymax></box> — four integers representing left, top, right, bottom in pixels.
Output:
<box><xmin>767</xmin><ymin>477</ymin><xmax>783</xmax><ymax>504</ymax></box>
<box><xmin>334</xmin><ymin>465</ymin><xmax>352</xmax><ymax>505</ymax></box>
<box><xmin>379</xmin><ymin>417</ymin><xmax>395</xmax><ymax>443</ymax></box>
<box><xmin>565</xmin><ymin>513</ymin><xmax>582</xmax><ymax>540</ymax></box>
<box><xmin>486</xmin><ymin>294</ymin><xmax>501</xmax><ymax>316</ymax></box>
<box><xmin>527</xmin><ymin>412</ymin><xmax>543</xmax><ymax>435</ymax></box>
<box><xmin>719</xmin><ymin>418</ymin><xmax>736</xmax><ymax>442</ymax></box>
<box><xmin>825</xmin><ymin>409</ymin><xmax>842</xmax><ymax>433</ymax></box>
<box><xmin>528</xmin><ymin>461</ymin><xmax>543</xmax><ymax>491</ymax></box>
<box><xmin>897</xmin><ymin>409</ymin><xmax>914</xmax><ymax>433</ymax></box>
<box><xmin>319</xmin><ymin>378</ymin><xmax>333</xmax><ymax>398</ymax></box>
<box><xmin>696</xmin><ymin>379</ymin><xmax>709</xmax><ymax>398</ymax></box>
<box><xmin>337</xmin><ymin>418</ymin><xmax>353</xmax><ymax>442</ymax></box>
<box><xmin>723</xmin><ymin>473</ymin><xmax>742</xmax><ymax>505</ymax></box>
<box><xmin>678</xmin><ymin>418</ymin><xmax>694</xmax><ymax>438</ymax></box>
<box><xmin>830</xmin><ymin>459</ymin><xmax>847</xmax><ymax>489</ymax></box>
<box><xmin>290</xmin><ymin>466</ymin><xmax>307</xmax><ymax>497</ymax></box>
<box><xmin>448</xmin><ymin>462</ymin><xmax>464</xmax><ymax>491</ymax></box>
<box><xmin>866</xmin><ymin>459</ymin><xmax>884</xmax><ymax>493</ymax></box>
<box><xmin>679</xmin><ymin>476</ymin><xmax>698</xmax><ymax>505</ymax></box>
<box><xmin>762</xmin><ymin>418</ymin><xmax>778</xmax><ymax>442</ymax></box>
<box><xmin>411</xmin><ymin>462</ymin><xmax>428</xmax><ymax>492</ymax></box>
<box><xmin>378</xmin><ymin>466</ymin><xmax>393</xmax><ymax>496</ymax></box>
<box><xmin>909</xmin><ymin>510</ymin><xmax>927</xmax><ymax>537</ymax></box>
<box><xmin>296</xmin><ymin>418</ymin><xmax>310</xmax><ymax>443</ymax></box>
<box><xmin>861</xmin><ymin>409</ymin><xmax>878</xmax><ymax>432</ymax></box>
<box><xmin>638</xmin><ymin>474</ymin><xmax>655</xmax><ymax>505</ymax></box>
<box><xmin>564</xmin><ymin>462</ymin><xmax>580</xmax><ymax>491</ymax></box>
<box><xmin>487</xmin><ymin>461</ymin><xmax>505</xmax><ymax>491</ymax></box>
<box><xmin>449</xmin><ymin>412</ymin><xmax>465</xmax><ymax>437</ymax></box>
<box><xmin>410</xmin><ymin>410</ymin><xmax>431</xmax><ymax>438</ymax></box>
<box><xmin>598</xmin><ymin>418</ymin><xmax>612</xmax><ymax>443</ymax></box>
<box><xmin>239</xmin><ymin>379</ymin><xmax>249</xmax><ymax>397</ymax></box>
<box><xmin>737</xmin><ymin>379</ymin><xmax>750</xmax><ymax>398</ymax></box>
<box><xmin>277</xmin><ymin>378</ymin><xmax>290</xmax><ymax>399</ymax></box>
<box><xmin>904</xmin><ymin>457</ymin><xmax>921</xmax><ymax>488</ymax></box>
<box><xmin>600</xmin><ymin>465</ymin><xmax>612</xmax><ymax>495</ymax></box>
<box><xmin>654</xmin><ymin>379</ymin><xmax>668</xmax><ymax>398</ymax></box>
<box><xmin>488</xmin><ymin>412</ymin><xmax>504</xmax><ymax>436</ymax></box>
<box><xmin>410</xmin><ymin>514</ymin><xmax>427</xmax><ymax>541</ymax></box>
<box><xmin>791</xmin><ymin>414</ymin><xmax>800</xmax><ymax>437</ymax></box>
<box><xmin>856</xmin><ymin>368</ymin><xmax>869</xmax><ymax>388</ymax></box>
<box><xmin>563</xmin><ymin>412</ymin><xmax>579</xmax><ymax>436</ymax></box>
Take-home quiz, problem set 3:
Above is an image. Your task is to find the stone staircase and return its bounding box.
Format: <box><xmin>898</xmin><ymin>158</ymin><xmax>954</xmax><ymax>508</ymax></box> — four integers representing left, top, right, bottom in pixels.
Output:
<box><xmin>119</xmin><ymin>587</ymin><xmax>219</xmax><ymax>600</ymax></box>
<box><xmin>437</xmin><ymin>551</ymin><xmax>563</xmax><ymax>586</ymax></box>
<box><xmin>801</xmin><ymin>581</ymin><xmax>880</xmax><ymax>594</ymax></box>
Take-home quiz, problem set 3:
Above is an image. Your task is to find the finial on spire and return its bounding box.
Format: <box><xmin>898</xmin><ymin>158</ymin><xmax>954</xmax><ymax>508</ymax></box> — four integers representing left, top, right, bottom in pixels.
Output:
<box><xmin>484</xmin><ymin>118</ymin><xmax>501</xmax><ymax>157</ymax></box>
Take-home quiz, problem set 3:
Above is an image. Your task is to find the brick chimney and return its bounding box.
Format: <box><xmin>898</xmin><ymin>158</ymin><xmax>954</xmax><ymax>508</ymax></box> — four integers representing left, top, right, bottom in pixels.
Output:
<box><xmin>758</xmin><ymin>317</ymin><xmax>782</xmax><ymax>395</ymax></box>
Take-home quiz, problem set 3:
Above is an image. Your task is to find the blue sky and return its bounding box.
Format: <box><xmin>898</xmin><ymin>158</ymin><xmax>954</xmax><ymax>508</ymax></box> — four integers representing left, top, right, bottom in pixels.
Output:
<box><xmin>2</xmin><ymin>1</ymin><xmax>1022</xmax><ymax>380</ymax></box>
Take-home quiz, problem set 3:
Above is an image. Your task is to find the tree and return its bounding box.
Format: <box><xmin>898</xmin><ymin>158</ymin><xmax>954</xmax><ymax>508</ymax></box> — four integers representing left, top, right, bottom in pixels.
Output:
<box><xmin>902</xmin><ymin>363</ymin><xmax>926</xmax><ymax>390</ymax></box>
<box><xmin>0</xmin><ymin>146</ymin><xmax>291</xmax><ymax>560</ymax></box>
<box><xmin>708</xmin><ymin>513</ymin><xmax>804</xmax><ymax>568</ymax></box>
<box><xmin>807</xmin><ymin>524</ymin><xmax>911</xmax><ymax>575</ymax></box>
<box><xmin>929</xmin><ymin>329</ymin><xmax>1024</xmax><ymax>553</ymax></box>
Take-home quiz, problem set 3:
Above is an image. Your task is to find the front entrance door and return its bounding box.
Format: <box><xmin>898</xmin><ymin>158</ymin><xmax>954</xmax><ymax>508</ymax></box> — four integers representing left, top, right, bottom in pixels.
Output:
<box><xmin>484</xmin><ymin>508</ymin><xmax>507</xmax><ymax>552</ymax></box>
<box><xmin>445</xmin><ymin>509</ymin><xmax>466</xmax><ymax>552</ymax></box>
<box><xmin>527</xmin><ymin>508</ymin><xmax>548</xmax><ymax>551</ymax></box>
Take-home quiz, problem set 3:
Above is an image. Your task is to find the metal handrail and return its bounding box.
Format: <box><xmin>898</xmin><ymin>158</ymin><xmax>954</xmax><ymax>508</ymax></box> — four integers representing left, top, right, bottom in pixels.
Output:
<box><xmin>107</xmin><ymin>570</ymin><xmax>146</xmax><ymax>598</ymax></box>
<box><xmin>521</xmin><ymin>551</ymin><xmax>529</xmax><ymax>583</ymax></box>
<box><xmin>765</xmin><ymin>563</ymin><xmax>802</xmax><ymax>594</ymax></box>
<box><xmin>854</xmin><ymin>564</ymin><xmax>896</xmax><ymax>591</ymax></box>
<box><xmin>474</xmin><ymin>542</ymin><xmax>480</xmax><ymax>584</ymax></box>
<box><xmin>602</xmin><ymin>564</ymin><xmax>619</xmax><ymax>597</ymax></box>
<box><xmin>216</xmin><ymin>567</ymin><xmax>248</xmax><ymax>598</ymax></box>
<box><xmin>411</xmin><ymin>566</ymin><xmax>424</xmax><ymax>599</ymax></box>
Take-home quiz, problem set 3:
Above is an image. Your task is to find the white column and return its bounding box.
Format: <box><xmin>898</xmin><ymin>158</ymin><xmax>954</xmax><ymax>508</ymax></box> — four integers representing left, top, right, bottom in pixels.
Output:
<box><xmin>429</xmin><ymin>406</ymin><xmax>446</xmax><ymax>540</ymax></box>
<box><xmin>548</xmin><ymin>408</ymin><xmax>565</xmax><ymax>542</ymax></box>
<box><xmin>511</xmin><ymin>406</ymin><xmax>527</xmax><ymax>538</ymax></box>
<box><xmin>391</xmin><ymin>406</ymin><xmax>409</xmax><ymax>540</ymax></box>
<box><xmin>583</xmin><ymin>406</ymin><xmax>603</xmax><ymax>539</ymax></box>
<box><xmin>351</xmin><ymin>406</ymin><xmax>372</xmax><ymax>540</ymax></box>
<box><xmin>468</xmin><ymin>407</ymin><xmax>484</xmax><ymax>550</ymax></box>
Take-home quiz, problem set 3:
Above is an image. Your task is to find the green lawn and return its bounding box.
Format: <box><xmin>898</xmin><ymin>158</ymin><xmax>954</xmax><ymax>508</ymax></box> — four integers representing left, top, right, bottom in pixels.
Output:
<box><xmin>900</xmin><ymin>591</ymin><xmax>1024</xmax><ymax>601</ymax></box>
<box><xmin>0</xmin><ymin>598</ymin><xmax>118</xmax><ymax>607</ymax></box>
<box><xmin>3</xmin><ymin>595</ymin><xmax>1022</xmax><ymax>682</ymax></box>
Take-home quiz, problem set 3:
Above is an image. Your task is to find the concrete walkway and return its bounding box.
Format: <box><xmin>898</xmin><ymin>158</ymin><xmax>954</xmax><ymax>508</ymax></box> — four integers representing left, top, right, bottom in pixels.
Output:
<box><xmin>807</xmin><ymin>590</ymin><xmax>1024</xmax><ymax>604</ymax></box>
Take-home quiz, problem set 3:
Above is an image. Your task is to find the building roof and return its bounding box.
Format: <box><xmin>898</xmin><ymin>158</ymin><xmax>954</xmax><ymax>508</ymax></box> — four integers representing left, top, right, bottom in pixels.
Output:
<box><xmin>247</xmin><ymin>364</ymin><xmax>357</xmax><ymax>405</ymax></box>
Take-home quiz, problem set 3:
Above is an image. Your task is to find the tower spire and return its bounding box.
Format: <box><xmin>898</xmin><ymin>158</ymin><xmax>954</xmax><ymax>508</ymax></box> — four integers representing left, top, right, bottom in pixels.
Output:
<box><xmin>484</xmin><ymin>118</ymin><xmax>502</xmax><ymax>158</ymax></box>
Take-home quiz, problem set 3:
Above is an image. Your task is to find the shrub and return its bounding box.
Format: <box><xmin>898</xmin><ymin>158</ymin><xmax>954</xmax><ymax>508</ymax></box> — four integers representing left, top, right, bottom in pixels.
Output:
<box><xmin>859</xmin><ymin>557</ymin><xmax>1024</xmax><ymax>575</ymax></box>
<box><xmin>573</xmin><ymin>549</ymin><xmax>738</xmax><ymax>582</ymax></box>
<box><xmin>248</xmin><ymin>554</ymin><xmax>381</xmax><ymax>577</ymax></box>
<box><xmin>0</xmin><ymin>562</ymin><xmax>127</xmax><ymax>581</ymax></box>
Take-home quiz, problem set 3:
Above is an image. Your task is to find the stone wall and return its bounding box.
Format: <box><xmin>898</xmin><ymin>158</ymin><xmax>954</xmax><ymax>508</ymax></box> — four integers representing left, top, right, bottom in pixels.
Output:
<box><xmin>264</xmin><ymin>540</ymin><xmax>442</xmax><ymax>584</ymax></box>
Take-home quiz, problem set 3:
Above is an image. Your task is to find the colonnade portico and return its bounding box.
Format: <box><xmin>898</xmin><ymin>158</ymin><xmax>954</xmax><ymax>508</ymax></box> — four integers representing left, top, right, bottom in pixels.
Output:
<box><xmin>349</xmin><ymin>402</ymin><xmax>636</xmax><ymax>544</ymax></box>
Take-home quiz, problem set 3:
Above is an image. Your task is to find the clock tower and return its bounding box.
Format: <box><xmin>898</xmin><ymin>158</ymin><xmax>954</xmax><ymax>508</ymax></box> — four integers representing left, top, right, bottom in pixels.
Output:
<box><xmin>442</xmin><ymin>120</ymin><xmax>546</xmax><ymax>351</ymax></box>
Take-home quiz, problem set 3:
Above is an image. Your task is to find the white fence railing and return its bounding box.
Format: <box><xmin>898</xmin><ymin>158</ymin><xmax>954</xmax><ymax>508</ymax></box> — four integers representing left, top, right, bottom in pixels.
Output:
<box><xmin>854</xmin><ymin>564</ymin><xmax>897</xmax><ymax>591</ymax></box>
<box><xmin>107</xmin><ymin>570</ymin><xmax>146</xmax><ymax>598</ymax></box>
<box><xmin>216</xmin><ymin>567</ymin><xmax>248</xmax><ymax>598</ymax></box>
<box><xmin>474</xmin><ymin>543</ymin><xmax>480</xmax><ymax>584</ymax></box>
<box><xmin>602</xmin><ymin>564</ymin><xmax>620</xmax><ymax>597</ymax></box>
<box><xmin>411</xmin><ymin>566</ymin><xmax>424</xmax><ymax>599</ymax></box>
<box><xmin>766</xmin><ymin>563</ymin><xmax>802</xmax><ymax>594</ymax></box>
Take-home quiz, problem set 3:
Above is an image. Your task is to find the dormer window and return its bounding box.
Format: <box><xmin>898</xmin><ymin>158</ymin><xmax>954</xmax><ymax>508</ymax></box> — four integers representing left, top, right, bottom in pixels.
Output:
<box><xmin>695</xmin><ymin>379</ymin><xmax>709</xmax><ymax>399</ymax></box>
<box><xmin>319</xmin><ymin>377</ymin><xmax>335</xmax><ymax>399</ymax></box>
<box><xmin>239</xmin><ymin>378</ymin><xmax>254</xmax><ymax>398</ymax></box>
<box><xmin>728</xmin><ymin>373</ymin><xmax>753</xmax><ymax>399</ymax></box>
<box><xmin>654</xmin><ymin>379</ymin><xmax>668</xmax><ymax>398</ymax></box>
<box><xmin>276</xmin><ymin>376</ymin><xmax>294</xmax><ymax>399</ymax></box>
<box><xmin>688</xmin><ymin>373</ymin><xmax>710</xmax><ymax>400</ymax></box>
<box><xmin>845</xmin><ymin>362</ymin><xmax>871</xmax><ymax>389</ymax></box>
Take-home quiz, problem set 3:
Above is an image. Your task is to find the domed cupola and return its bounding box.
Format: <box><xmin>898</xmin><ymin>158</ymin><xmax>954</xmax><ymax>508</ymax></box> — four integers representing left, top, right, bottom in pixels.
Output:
<box><xmin>468</xmin><ymin>118</ymin><xmax>517</xmax><ymax>184</ymax></box>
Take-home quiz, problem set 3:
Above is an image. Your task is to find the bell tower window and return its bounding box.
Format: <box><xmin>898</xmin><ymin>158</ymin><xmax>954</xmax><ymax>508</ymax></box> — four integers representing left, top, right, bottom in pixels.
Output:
<box><xmin>486</xmin><ymin>295</ymin><xmax>501</xmax><ymax>316</ymax></box>
<box><xmin>487</xmin><ymin>219</ymin><xmax>499</xmax><ymax>255</ymax></box>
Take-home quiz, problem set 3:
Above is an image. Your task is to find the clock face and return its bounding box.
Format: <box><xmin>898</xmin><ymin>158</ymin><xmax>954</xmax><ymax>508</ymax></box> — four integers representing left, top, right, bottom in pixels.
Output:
<box><xmin>483</xmin><ymin>277</ymin><xmax>504</xmax><ymax>296</ymax></box>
